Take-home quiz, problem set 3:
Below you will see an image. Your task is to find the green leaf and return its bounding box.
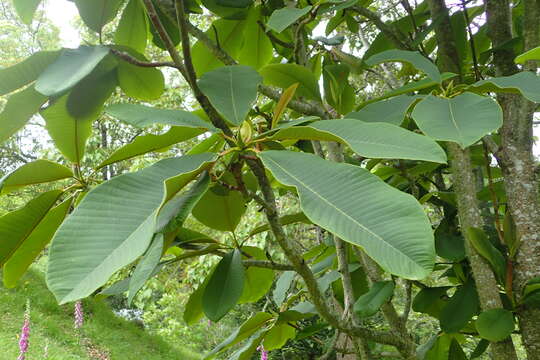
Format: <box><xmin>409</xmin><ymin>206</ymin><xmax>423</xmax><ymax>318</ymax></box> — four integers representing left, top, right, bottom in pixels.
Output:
<box><xmin>267</xmin><ymin>6</ymin><xmax>312</xmax><ymax>33</ymax></box>
<box><xmin>260</xmin><ymin>63</ymin><xmax>321</xmax><ymax>101</ymax></box>
<box><xmin>156</xmin><ymin>172</ymin><xmax>210</xmax><ymax>233</ymax></box>
<box><xmin>322</xmin><ymin>64</ymin><xmax>355</xmax><ymax>115</ymax></box>
<box><xmin>206</xmin><ymin>312</ymin><xmax>273</xmax><ymax>358</ymax></box>
<box><xmin>47</xmin><ymin>153</ymin><xmax>215</xmax><ymax>304</ymax></box>
<box><xmin>105</xmin><ymin>103</ymin><xmax>212</xmax><ymax>129</ymax></box>
<box><xmin>203</xmin><ymin>249</ymin><xmax>245</xmax><ymax>321</ymax></box>
<box><xmin>0</xmin><ymin>86</ymin><xmax>47</xmax><ymax>143</ymax></box>
<box><xmin>412</xmin><ymin>287</ymin><xmax>449</xmax><ymax>318</ymax></box>
<box><xmin>366</xmin><ymin>50</ymin><xmax>441</xmax><ymax>83</ymax></box>
<box><xmin>201</xmin><ymin>0</ymin><xmax>251</xmax><ymax>19</ymax></box>
<box><xmin>439</xmin><ymin>280</ymin><xmax>479</xmax><ymax>333</ymax></box>
<box><xmin>0</xmin><ymin>51</ymin><xmax>59</xmax><ymax>96</ymax></box>
<box><xmin>263</xmin><ymin>323</ymin><xmax>296</xmax><ymax>350</ymax></box>
<box><xmin>117</xmin><ymin>60</ymin><xmax>165</xmax><ymax>101</ymax></box>
<box><xmin>270</xmin><ymin>119</ymin><xmax>447</xmax><ymax>163</ymax></box>
<box><xmin>13</xmin><ymin>0</ymin><xmax>42</xmax><ymax>24</ymax></box>
<box><xmin>184</xmin><ymin>280</ymin><xmax>207</xmax><ymax>325</ymax></box>
<box><xmin>3</xmin><ymin>197</ymin><xmax>71</xmax><ymax>288</ymax></box>
<box><xmin>467</xmin><ymin>227</ymin><xmax>506</xmax><ymax>283</ymax></box>
<box><xmin>192</xmin><ymin>185</ymin><xmax>246</xmax><ymax>232</ymax></box>
<box><xmin>115</xmin><ymin>0</ymin><xmax>148</xmax><ymax>53</ymax></box>
<box><xmin>127</xmin><ymin>234</ymin><xmax>164</xmax><ymax>304</ymax></box>
<box><xmin>476</xmin><ymin>309</ymin><xmax>515</xmax><ymax>342</ymax></box>
<box><xmin>0</xmin><ymin>190</ymin><xmax>62</xmax><ymax>267</ymax></box>
<box><xmin>467</xmin><ymin>72</ymin><xmax>540</xmax><ymax>103</ymax></box>
<box><xmin>239</xmin><ymin>247</ymin><xmax>274</xmax><ymax>304</ymax></box>
<box><xmin>411</xmin><ymin>93</ymin><xmax>503</xmax><ymax>148</ymax></box>
<box><xmin>198</xmin><ymin>65</ymin><xmax>262</xmax><ymax>126</ymax></box>
<box><xmin>73</xmin><ymin>0</ymin><xmax>124</xmax><ymax>32</ymax></box>
<box><xmin>40</xmin><ymin>95</ymin><xmax>95</xmax><ymax>164</ymax></box>
<box><xmin>515</xmin><ymin>46</ymin><xmax>540</xmax><ymax>64</ymax></box>
<box><xmin>66</xmin><ymin>59</ymin><xmax>117</xmax><ymax>118</ymax></box>
<box><xmin>0</xmin><ymin>160</ymin><xmax>73</xmax><ymax>194</ymax></box>
<box><xmin>347</xmin><ymin>95</ymin><xmax>421</xmax><ymax>126</ymax></box>
<box><xmin>273</xmin><ymin>271</ymin><xmax>295</xmax><ymax>306</ymax></box>
<box><xmin>249</xmin><ymin>212</ymin><xmax>310</xmax><ymax>236</ymax></box>
<box><xmin>424</xmin><ymin>334</ymin><xmax>452</xmax><ymax>360</ymax></box>
<box><xmin>192</xmin><ymin>19</ymin><xmax>247</xmax><ymax>76</ymax></box>
<box><xmin>35</xmin><ymin>46</ymin><xmax>110</xmax><ymax>96</ymax></box>
<box><xmin>259</xmin><ymin>151</ymin><xmax>435</xmax><ymax>279</ymax></box>
<box><xmin>97</xmin><ymin>126</ymin><xmax>206</xmax><ymax>168</ymax></box>
<box><xmin>228</xmin><ymin>330</ymin><xmax>267</xmax><ymax>360</ymax></box>
<box><xmin>470</xmin><ymin>339</ymin><xmax>489</xmax><ymax>359</ymax></box>
<box><xmin>353</xmin><ymin>281</ymin><xmax>395</xmax><ymax>318</ymax></box>
<box><xmin>239</xmin><ymin>7</ymin><xmax>273</xmax><ymax>70</ymax></box>
<box><xmin>149</xmin><ymin>0</ymin><xmax>180</xmax><ymax>49</ymax></box>
<box><xmin>435</xmin><ymin>233</ymin><xmax>465</xmax><ymax>262</ymax></box>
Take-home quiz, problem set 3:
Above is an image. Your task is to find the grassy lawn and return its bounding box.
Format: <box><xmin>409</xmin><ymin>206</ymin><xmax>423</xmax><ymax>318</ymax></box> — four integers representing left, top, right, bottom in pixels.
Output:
<box><xmin>0</xmin><ymin>269</ymin><xmax>200</xmax><ymax>360</ymax></box>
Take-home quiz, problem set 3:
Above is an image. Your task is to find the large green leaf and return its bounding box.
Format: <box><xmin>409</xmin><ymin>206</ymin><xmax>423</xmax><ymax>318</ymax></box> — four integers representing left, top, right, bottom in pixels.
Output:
<box><xmin>411</xmin><ymin>93</ymin><xmax>503</xmax><ymax>148</ymax></box>
<box><xmin>263</xmin><ymin>323</ymin><xmax>296</xmax><ymax>350</ymax></box>
<box><xmin>97</xmin><ymin>126</ymin><xmax>206</xmax><ymax>168</ymax></box>
<box><xmin>206</xmin><ymin>312</ymin><xmax>273</xmax><ymax>358</ymax></box>
<box><xmin>3</xmin><ymin>197</ymin><xmax>71</xmax><ymax>288</ymax></box>
<box><xmin>476</xmin><ymin>309</ymin><xmax>515</xmax><ymax>342</ymax></box>
<box><xmin>35</xmin><ymin>46</ymin><xmax>110</xmax><ymax>96</ymax></box>
<box><xmin>348</xmin><ymin>95</ymin><xmax>421</xmax><ymax>125</ymax></box>
<box><xmin>203</xmin><ymin>249</ymin><xmax>245</xmax><ymax>321</ymax></box>
<box><xmin>0</xmin><ymin>190</ymin><xmax>62</xmax><ymax>267</ymax></box>
<box><xmin>198</xmin><ymin>65</ymin><xmax>262</xmax><ymax>126</ymax></box>
<box><xmin>0</xmin><ymin>86</ymin><xmax>47</xmax><ymax>143</ymax></box>
<box><xmin>259</xmin><ymin>151</ymin><xmax>435</xmax><ymax>279</ymax></box>
<box><xmin>46</xmin><ymin>153</ymin><xmax>215</xmax><ymax>304</ymax></box>
<box><xmin>322</xmin><ymin>64</ymin><xmax>355</xmax><ymax>115</ymax></box>
<box><xmin>13</xmin><ymin>0</ymin><xmax>42</xmax><ymax>24</ymax></box>
<box><xmin>192</xmin><ymin>185</ymin><xmax>246</xmax><ymax>232</ymax></box>
<box><xmin>466</xmin><ymin>72</ymin><xmax>540</xmax><ymax>103</ymax></box>
<box><xmin>273</xmin><ymin>271</ymin><xmax>295</xmax><ymax>306</ymax></box>
<box><xmin>239</xmin><ymin>247</ymin><xmax>274</xmax><ymax>304</ymax></box>
<box><xmin>115</xmin><ymin>0</ymin><xmax>148</xmax><ymax>53</ymax></box>
<box><xmin>105</xmin><ymin>103</ymin><xmax>213</xmax><ymax>129</ymax></box>
<box><xmin>40</xmin><ymin>95</ymin><xmax>95</xmax><ymax>164</ymax></box>
<box><xmin>0</xmin><ymin>51</ymin><xmax>59</xmax><ymax>95</ymax></box>
<box><xmin>353</xmin><ymin>281</ymin><xmax>395</xmax><ymax>318</ymax></box>
<box><xmin>192</xmin><ymin>19</ymin><xmax>247</xmax><ymax>76</ymax></box>
<box><xmin>515</xmin><ymin>46</ymin><xmax>540</xmax><ymax>64</ymax></box>
<box><xmin>127</xmin><ymin>234</ymin><xmax>164</xmax><ymax>304</ymax></box>
<box><xmin>73</xmin><ymin>0</ymin><xmax>124</xmax><ymax>32</ymax></box>
<box><xmin>260</xmin><ymin>63</ymin><xmax>321</xmax><ymax>101</ymax></box>
<box><xmin>270</xmin><ymin>119</ymin><xmax>447</xmax><ymax>163</ymax></box>
<box><xmin>366</xmin><ymin>50</ymin><xmax>441</xmax><ymax>83</ymax></box>
<box><xmin>266</xmin><ymin>6</ymin><xmax>312</xmax><ymax>33</ymax></box>
<box><xmin>117</xmin><ymin>60</ymin><xmax>164</xmax><ymax>101</ymax></box>
<box><xmin>0</xmin><ymin>160</ymin><xmax>73</xmax><ymax>194</ymax></box>
<box><xmin>412</xmin><ymin>287</ymin><xmax>449</xmax><ymax>318</ymax></box>
<box><xmin>184</xmin><ymin>280</ymin><xmax>207</xmax><ymax>325</ymax></box>
<box><xmin>439</xmin><ymin>280</ymin><xmax>479</xmax><ymax>333</ymax></box>
<box><xmin>239</xmin><ymin>7</ymin><xmax>273</xmax><ymax>70</ymax></box>
<box><xmin>66</xmin><ymin>60</ymin><xmax>118</xmax><ymax>118</ymax></box>
<box><xmin>201</xmin><ymin>0</ymin><xmax>251</xmax><ymax>19</ymax></box>
<box><xmin>467</xmin><ymin>227</ymin><xmax>506</xmax><ymax>283</ymax></box>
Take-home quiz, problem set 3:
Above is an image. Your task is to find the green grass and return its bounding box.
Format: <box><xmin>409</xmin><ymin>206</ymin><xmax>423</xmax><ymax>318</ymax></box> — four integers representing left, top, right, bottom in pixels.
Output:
<box><xmin>0</xmin><ymin>269</ymin><xmax>200</xmax><ymax>360</ymax></box>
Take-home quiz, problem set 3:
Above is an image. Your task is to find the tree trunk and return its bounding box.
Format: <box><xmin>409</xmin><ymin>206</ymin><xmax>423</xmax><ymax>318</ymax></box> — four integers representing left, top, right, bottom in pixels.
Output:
<box><xmin>426</xmin><ymin>1</ymin><xmax>519</xmax><ymax>359</ymax></box>
<box><xmin>484</xmin><ymin>1</ymin><xmax>540</xmax><ymax>358</ymax></box>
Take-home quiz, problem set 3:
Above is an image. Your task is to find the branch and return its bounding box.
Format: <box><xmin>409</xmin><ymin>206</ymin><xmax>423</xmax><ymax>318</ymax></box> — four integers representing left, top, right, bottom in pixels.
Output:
<box><xmin>110</xmin><ymin>49</ymin><xmax>181</xmax><ymax>70</ymax></box>
<box><xmin>243</xmin><ymin>259</ymin><xmax>294</xmax><ymax>271</ymax></box>
<box><xmin>351</xmin><ymin>5</ymin><xmax>412</xmax><ymax>51</ymax></box>
<box><xmin>174</xmin><ymin>0</ymin><xmax>233</xmax><ymax>137</ymax></box>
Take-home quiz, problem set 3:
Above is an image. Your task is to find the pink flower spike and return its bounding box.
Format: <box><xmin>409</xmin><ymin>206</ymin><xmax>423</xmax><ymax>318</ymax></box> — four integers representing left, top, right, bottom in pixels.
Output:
<box><xmin>74</xmin><ymin>301</ymin><xmax>84</xmax><ymax>329</ymax></box>
<box><xmin>17</xmin><ymin>300</ymin><xmax>31</xmax><ymax>360</ymax></box>
<box><xmin>257</xmin><ymin>345</ymin><xmax>268</xmax><ymax>360</ymax></box>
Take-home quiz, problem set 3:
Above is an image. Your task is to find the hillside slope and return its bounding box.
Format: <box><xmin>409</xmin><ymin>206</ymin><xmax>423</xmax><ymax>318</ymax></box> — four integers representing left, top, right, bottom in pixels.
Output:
<box><xmin>0</xmin><ymin>269</ymin><xmax>199</xmax><ymax>360</ymax></box>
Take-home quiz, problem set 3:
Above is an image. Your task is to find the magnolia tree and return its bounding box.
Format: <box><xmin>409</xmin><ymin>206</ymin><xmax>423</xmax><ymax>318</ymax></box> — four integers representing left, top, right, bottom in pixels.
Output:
<box><xmin>1</xmin><ymin>0</ymin><xmax>540</xmax><ymax>359</ymax></box>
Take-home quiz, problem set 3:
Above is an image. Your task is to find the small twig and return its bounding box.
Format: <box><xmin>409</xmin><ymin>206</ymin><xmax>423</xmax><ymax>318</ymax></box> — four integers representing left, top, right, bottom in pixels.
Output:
<box><xmin>482</xmin><ymin>140</ymin><xmax>505</xmax><ymax>245</ymax></box>
<box><xmin>110</xmin><ymin>49</ymin><xmax>179</xmax><ymax>69</ymax></box>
